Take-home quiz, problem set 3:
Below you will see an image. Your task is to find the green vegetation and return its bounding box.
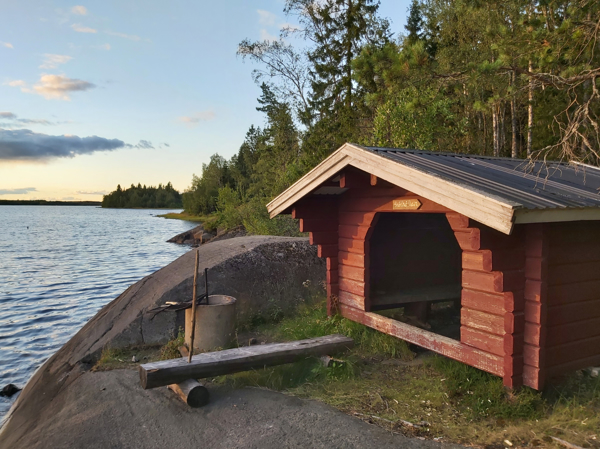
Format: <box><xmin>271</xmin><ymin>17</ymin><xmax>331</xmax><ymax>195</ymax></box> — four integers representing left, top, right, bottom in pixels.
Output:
<box><xmin>218</xmin><ymin>300</ymin><xmax>600</xmax><ymax>448</ymax></box>
<box><xmin>102</xmin><ymin>182</ymin><xmax>182</xmax><ymax>209</ymax></box>
<box><xmin>181</xmin><ymin>0</ymin><xmax>600</xmax><ymax>235</ymax></box>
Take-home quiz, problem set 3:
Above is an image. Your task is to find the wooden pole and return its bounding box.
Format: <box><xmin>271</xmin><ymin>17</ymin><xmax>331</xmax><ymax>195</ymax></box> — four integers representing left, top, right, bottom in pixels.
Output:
<box><xmin>188</xmin><ymin>250</ymin><xmax>200</xmax><ymax>363</ymax></box>
<box><xmin>204</xmin><ymin>267</ymin><xmax>208</xmax><ymax>304</ymax></box>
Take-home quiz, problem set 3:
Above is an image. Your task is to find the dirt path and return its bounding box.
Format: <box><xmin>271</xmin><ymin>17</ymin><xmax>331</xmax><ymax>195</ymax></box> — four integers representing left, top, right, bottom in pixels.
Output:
<box><xmin>11</xmin><ymin>369</ymin><xmax>460</xmax><ymax>449</ymax></box>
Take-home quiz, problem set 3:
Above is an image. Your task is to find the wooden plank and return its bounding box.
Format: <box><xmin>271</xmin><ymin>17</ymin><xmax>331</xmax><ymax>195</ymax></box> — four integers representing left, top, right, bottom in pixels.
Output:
<box><xmin>548</xmin><ymin>242</ymin><xmax>600</xmax><ymax>265</ymax></box>
<box><xmin>461</xmin><ymin>326</ymin><xmax>505</xmax><ymax>356</ymax></box>
<box><xmin>462</xmin><ymin>270</ymin><xmax>502</xmax><ymax>292</ymax></box>
<box><xmin>522</xmin><ymin>364</ymin><xmax>544</xmax><ymax>390</ymax></box>
<box><xmin>339</xmin><ymin>196</ymin><xmax>450</xmax><ymax>214</ymax></box>
<box><xmin>462</xmin><ymin>251</ymin><xmax>492</xmax><ymax>272</ymax></box>
<box><xmin>338</xmin><ymin>237</ymin><xmax>364</xmax><ymax>254</ymax></box>
<box><xmin>338</xmin><ymin>224</ymin><xmax>370</xmax><ymax>240</ymax></box>
<box><xmin>343</xmin><ymin>186</ymin><xmax>407</xmax><ymax>198</ymax></box>
<box><xmin>524</xmin><ymin>322</ymin><xmax>541</xmax><ymax>346</ymax></box>
<box><xmin>310</xmin><ymin>231</ymin><xmax>338</xmax><ymax>245</ymax></box>
<box><xmin>545</xmin><ymin>316</ymin><xmax>600</xmax><ymax>347</ymax></box>
<box><xmin>339</xmin><ymin>277</ymin><xmax>365</xmax><ymax>296</ymax></box>
<box><xmin>338</xmin><ymin>212</ymin><xmax>376</xmax><ymax>226</ymax></box>
<box><xmin>524</xmin><ymin>300</ymin><xmax>542</xmax><ymax>324</ymax></box>
<box><xmin>446</xmin><ymin>212</ymin><xmax>470</xmax><ymax>230</ymax></box>
<box><xmin>523</xmin><ymin>344</ymin><xmax>541</xmax><ymax>368</ymax></box>
<box><xmin>327</xmin><ymin>257</ymin><xmax>338</xmax><ymax>271</ymax></box>
<box><xmin>545</xmin><ymin>335</ymin><xmax>600</xmax><ymax>368</ymax></box>
<box><xmin>371</xmin><ymin>285</ymin><xmax>461</xmax><ymax>308</ymax></box>
<box><xmin>292</xmin><ymin>199</ymin><xmax>337</xmax><ymax>220</ymax></box>
<box><xmin>168</xmin><ymin>379</ymin><xmax>210</xmax><ymax>408</ymax></box>
<box><xmin>461</xmin><ymin>308</ymin><xmax>505</xmax><ymax>336</ymax></box>
<box><xmin>340</xmin><ymin>305</ymin><xmax>504</xmax><ymax>376</ymax></box>
<box><xmin>546</xmin><ymin>300</ymin><xmax>600</xmax><ymax>326</ymax></box>
<box><xmin>454</xmin><ymin>229</ymin><xmax>481</xmax><ymax>251</ymax></box>
<box><xmin>548</xmin><ymin>261</ymin><xmax>600</xmax><ymax>286</ymax></box>
<box><xmin>370</xmin><ymin>174</ymin><xmax>378</xmax><ymax>186</ymax></box>
<box><xmin>300</xmin><ymin>219</ymin><xmax>337</xmax><ymax>233</ymax></box>
<box><xmin>338</xmin><ymin>290</ymin><xmax>365</xmax><ymax>309</ymax></box>
<box><xmin>504</xmin><ymin>311</ymin><xmax>525</xmax><ymax>334</ymax></box>
<box><xmin>318</xmin><ymin>244</ymin><xmax>338</xmax><ymax>258</ymax></box>
<box><xmin>548</xmin><ymin>279</ymin><xmax>600</xmax><ymax>304</ymax></box>
<box><xmin>504</xmin><ymin>333</ymin><xmax>524</xmax><ymax>356</ymax></box>
<box><xmin>338</xmin><ymin>251</ymin><xmax>365</xmax><ymax>268</ymax></box>
<box><xmin>340</xmin><ymin>169</ymin><xmax>371</xmax><ymax>189</ymax></box>
<box><xmin>461</xmin><ymin>289</ymin><xmax>506</xmax><ymax>316</ymax></box>
<box><xmin>338</xmin><ymin>265</ymin><xmax>365</xmax><ymax>282</ymax></box>
<box><xmin>327</xmin><ymin>269</ymin><xmax>338</xmax><ymax>284</ymax></box>
<box><xmin>140</xmin><ymin>335</ymin><xmax>355</xmax><ymax>389</ymax></box>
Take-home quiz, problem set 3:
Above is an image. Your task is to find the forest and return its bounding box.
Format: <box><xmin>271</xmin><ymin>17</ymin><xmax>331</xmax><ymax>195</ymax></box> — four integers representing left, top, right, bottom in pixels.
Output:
<box><xmin>182</xmin><ymin>0</ymin><xmax>600</xmax><ymax>234</ymax></box>
<box><xmin>102</xmin><ymin>183</ymin><xmax>182</xmax><ymax>209</ymax></box>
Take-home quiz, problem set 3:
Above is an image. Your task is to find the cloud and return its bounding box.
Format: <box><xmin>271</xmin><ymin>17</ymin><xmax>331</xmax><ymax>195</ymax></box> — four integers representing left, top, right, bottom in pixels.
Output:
<box><xmin>163</xmin><ymin>143</ymin><xmax>170</xmax><ymax>147</ymax></box>
<box><xmin>105</xmin><ymin>30</ymin><xmax>141</xmax><ymax>41</ymax></box>
<box><xmin>77</xmin><ymin>190</ymin><xmax>107</xmax><ymax>195</ymax></box>
<box><xmin>71</xmin><ymin>5</ymin><xmax>88</xmax><ymax>15</ymax></box>
<box><xmin>0</xmin><ymin>112</ymin><xmax>56</xmax><ymax>128</ymax></box>
<box><xmin>257</xmin><ymin>9</ymin><xmax>277</xmax><ymax>26</ymax></box>
<box><xmin>10</xmin><ymin>74</ymin><xmax>96</xmax><ymax>100</ymax></box>
<box><xmin>71</xmin><ymin>23</ymin><xmax>97</xmax><ymax>33</ymax></box>
<box><xmin>39</xmin><ymin>54</ymin><xmax>73</xmax><ymax>69</ymax></box>
<box><xmin>0</xmin><ymin>128</ymin><xmax>126</xmax><ymax>161</ymax></box>
<box><xmin>0</xmin><ymin>187</ymin><xmax>37</xmax><ymax>195</ymax></box>
<box><xmin>135</xmin><ymin>140</ymin><xmax>154</xmax><ymax>149</ymax></box>
<box><xmin>178</xmin><ymin>111</ymin><xmax>216</xmax><ymax>127</ymax></box>
<box><xmin>1</xmin><ymin>42</ymin><xmax>13</xmax><ymax>49</ymax></box>
<box><xmin>260</xmin><ymin>29</ymin><xmax>279</xmax><ymax>42</ymax></box>
<box><xmin>96</xmin><ymin>43</ymin><xmax>111</xmax><ymax>50</ymax></box>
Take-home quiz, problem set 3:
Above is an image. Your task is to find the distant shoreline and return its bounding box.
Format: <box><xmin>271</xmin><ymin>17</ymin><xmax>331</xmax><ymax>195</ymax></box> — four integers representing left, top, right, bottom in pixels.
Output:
<box><xmin>0</xmin><ymin>200</ymin><xmax>101</xmax><ymax>206</ymax></box>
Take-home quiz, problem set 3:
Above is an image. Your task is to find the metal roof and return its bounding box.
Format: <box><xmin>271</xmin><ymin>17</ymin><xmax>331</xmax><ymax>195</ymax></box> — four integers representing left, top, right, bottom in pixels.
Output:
<box><xmin>365</xmin><ymin>146</ymin><xmax>600</xmax><ymax>210</ymax></box>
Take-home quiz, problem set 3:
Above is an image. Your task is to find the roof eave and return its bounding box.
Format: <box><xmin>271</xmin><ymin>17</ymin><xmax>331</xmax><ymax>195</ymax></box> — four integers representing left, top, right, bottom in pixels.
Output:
<box><xmin>267</xmin><ymin>143</ymin><xmax>518</xmax><ymax>234</ymax></box>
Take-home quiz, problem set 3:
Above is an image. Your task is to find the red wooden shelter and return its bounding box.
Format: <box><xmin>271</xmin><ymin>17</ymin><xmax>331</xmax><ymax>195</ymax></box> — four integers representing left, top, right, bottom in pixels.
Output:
<box><xmin>267</xmin><ymin>143</ymin><xmax>600</xmax><ymax>390</ymax></box>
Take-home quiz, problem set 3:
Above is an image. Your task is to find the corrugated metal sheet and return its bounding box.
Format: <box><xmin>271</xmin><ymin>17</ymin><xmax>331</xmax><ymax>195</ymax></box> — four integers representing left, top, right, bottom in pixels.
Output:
<box><xmin>365</xmin><ymin>147</ymin><xmax>600</xmax><ymax>210</ymax></box>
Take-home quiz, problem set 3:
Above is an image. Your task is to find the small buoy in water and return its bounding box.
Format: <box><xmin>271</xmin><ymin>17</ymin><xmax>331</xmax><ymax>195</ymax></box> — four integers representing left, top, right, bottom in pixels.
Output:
<box><xmin>0</xmin><ymin>384</ymin><xmax>21</xmax><ymax>397</ymax></box>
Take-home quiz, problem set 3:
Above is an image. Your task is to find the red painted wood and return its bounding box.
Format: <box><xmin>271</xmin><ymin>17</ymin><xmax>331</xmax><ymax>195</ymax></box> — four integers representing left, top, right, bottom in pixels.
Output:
<box><xmin>446</xmin><ymin>212</ymin><xmax>470</xmax><ymax>230</ymax></box>
<box><xmin>339</xmin><ymin>196</ymin><xmax>451</xmax><ymax>213</ymax></box>
<box><xmin>370</xmin><ymin>174</ymin><xmax>378</xmax><ymax>186</ymax></box>
<box><xmin>522</xmin><ymin>365</ymin><xmax>543</xmax><ymax>390</ymax></box>
<box><xmin>340</xmin><ymin>305</ymin><xmax>504</xmax><ymax>376</ymax></box>
<box><xmin>504</xmin><ymin>333</ymin><xmax>524</xmax><ymax>356</ymax></box>
<box><xmin>462</xmin><ymin>270</ymin><xmax>503</xmax><ymax>292</ymax></box>
<box><xmin>548</xmin><ymin>242</ymin><xmax>600</xmax><ymax>265</ymax></box>
<box><xmin>461</xmin><ymin>326</ymin><xmax>505</xmax><ymax>356</ymax></box>
<box><xmin>318</xmin><ymin>244</ymin><xmax>338</xmax><ymax>258</ymax></box>
<box><xmin>504</xmin><ymin>311</ymin><xmax>525</xmax><ymax>335</ymax></box>
<box><xmin>327</xmin><ymin>269</ymin><xmax>338</xmax><ymax>284</ymax></box>
<box><xmin>545</xmin><ymin>316</ymin><xmax>600</xmax><ymax>347</ymax></box>
<box><xmin>454</xmin><ymin>229</ymin><xmax>481</xmax><ymax>251</ymax></box>
<box><xmin>462</xmin><ymin>251</ymin><xmax>492</xmax><ymax>272</ymax></box>
<box><xmin>338</xmin><ymin>265</ymin><xmax>365</xmax><ymax>282</ymax></box>
<box><xmin>327</xmin><ymin>257</ymin><xmax>338</xmax><ymax>271</ymax></box>
<box><xmin>338</xmin><ymin>212</ymin><xmax>376</xmax><ymax>226</ymax></box>
<box><xmin>300</xmin><ymin>219</ymin><xmax>337</xmax><ymax>233</ymax></box>
<box><xmin>524</xmin><ymin>322</ymin><xmax>541</xmax><ymax>346</ymax></box>
<box><xmin>310</xmin><ymin>231</ymin><xmax>338</xmax><ymax>245</ymax></box>
<box><xmin>339</xmin><ymin>277</ymin><xmax>365</xmax><ymax>296</ymax></box>
<box><xmin>523</xmin><ymin>344</ymin><xmax>540</xmax><ymax>368</ymax></box>
<box><xmin>338</xmin><ymin>224</ymin><xmax>370</xmax><ymax>240</ymax></box>
<box><xmin>343</xmin><ymin>186</ymin><xmax>409</xmax><ymax>198</ymax></box>
<box><xmin>546</xmin><ymin>300</ymin><xmax>600</xmax><ymax>326</ymax></box>
<box><xmin>548</xmin><ymin>279</ymin><xmax>600</xmax><ymax>304</ymax></box>
<box><xmin>338</xmin><ymin>251</ymin><xmax>365</xmax><ymax>268</ymax></box>
<box><xmin>461</xmin><ymin>289</ymin><xmax>505</xmax><ymax>315</ymax></box>
<box><xmin>546</xmin><ymin>354</ymin><xmax>600</xmax><ymax>379</ymax></box>
<box><xmin>338</xmin><ymin>290</ymin><xmax>365</xmax><ymax>309</ymax></box>
<box><xmin>545</xmin><ymin>335</ymin><xmax>600</xmax><ymax>368</ymax></box>
<box><xmin>461</xmin><ymin>308</ymin><xmax>505</xmax><ymax>336</ymax></box>
<box><xmin>292</xmin><ymin>198</ymin><xmax>337</xmax><ymax>220</ymax></box>
<box><xmin>548</xmin><ymin>261</ymin><xmax>600</xmax><ymax>286</ymax></box>
<box><xmin>338</xmin><ymin>237</ymin><xmax>364</xmax><ymax>254</ymax></box>
<box><xmin>524</xmin><ymin>300</ymin><xmax>542</xmax><ymax>324</ymax></box>
<box><xmin>340</xmin><ymin>170</ymin><xmax>371</xmax><ymax>189</ymax></box>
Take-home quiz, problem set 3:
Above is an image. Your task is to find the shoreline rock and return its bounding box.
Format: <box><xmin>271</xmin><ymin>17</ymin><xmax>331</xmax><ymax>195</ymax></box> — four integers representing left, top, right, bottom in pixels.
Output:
<box><xmin>167</xmin><ymin>224</ymin><xmax>247</xmax><ymax>246</ymax></box>
<box><xmin>0</xmin><ymin>236</ymin><xmax>324</xmax><ymax>447</ymax></box>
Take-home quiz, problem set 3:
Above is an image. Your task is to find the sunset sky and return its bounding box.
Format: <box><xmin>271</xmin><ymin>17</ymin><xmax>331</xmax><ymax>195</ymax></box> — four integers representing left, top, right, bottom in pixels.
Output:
<box><xmin>1</xmin><ymin>0</ymin><xmax>410</xmax><ymax>201</ymax></box>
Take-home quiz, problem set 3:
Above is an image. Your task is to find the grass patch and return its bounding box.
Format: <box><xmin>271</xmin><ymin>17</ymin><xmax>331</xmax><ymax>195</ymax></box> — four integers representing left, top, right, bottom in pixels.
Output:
<box><xmin>216</xmin><ymin>300</ymin><xmax>600</xmax><ymax>448</ymax></box>
<box><xmin>159</xmin><ymin>327</ymin><xmax>185</xmax><ymax>360</ymax></box>
<box><xmin>93</xmin><ymin>345</ymin><xmax>162</xmax><ymax>371</ymax></box>
<box><xmin>157</xmin><ymin>212</ymin><xmax>204</xmax><ymax>222</ymax></box>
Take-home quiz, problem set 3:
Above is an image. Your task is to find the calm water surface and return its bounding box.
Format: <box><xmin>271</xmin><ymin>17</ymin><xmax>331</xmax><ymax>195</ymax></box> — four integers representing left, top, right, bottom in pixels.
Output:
<box><xmin>0</xmin><ymin>206</ymin><xmax>196</xmax><ymax>419</ymax></box>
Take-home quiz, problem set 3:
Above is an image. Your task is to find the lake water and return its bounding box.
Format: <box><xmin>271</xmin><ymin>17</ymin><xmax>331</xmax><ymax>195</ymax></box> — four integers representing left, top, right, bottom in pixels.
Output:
<box><xmin>0</xmin><ymin>206</ymin><xmax>196</xmax><ymax>420</ymax></box>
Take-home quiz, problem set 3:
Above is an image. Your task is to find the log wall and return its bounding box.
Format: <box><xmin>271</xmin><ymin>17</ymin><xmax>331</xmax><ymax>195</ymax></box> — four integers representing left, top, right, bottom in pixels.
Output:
<box><xmin>447</xmin><ymin>213</ymin><xmax>526</xmax><ymax>388</ymax></box>
<box><xmin>542</xmin><ymin>221</ymin><xmax>600</xmax><ymax>381</ymax></box>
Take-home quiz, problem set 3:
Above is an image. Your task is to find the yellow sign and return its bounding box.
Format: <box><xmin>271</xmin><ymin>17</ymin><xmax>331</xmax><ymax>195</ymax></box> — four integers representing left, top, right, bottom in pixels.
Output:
<box><xmin>392</xmin><ymin>199</ymin><xmax>422</xmax><ymax>210</ymax></box>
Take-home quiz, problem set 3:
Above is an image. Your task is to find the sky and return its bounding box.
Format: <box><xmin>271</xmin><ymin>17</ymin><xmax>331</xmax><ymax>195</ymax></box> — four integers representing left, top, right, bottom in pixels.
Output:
<box><xmin>0</xmin><ymin>0</ymin><xmax>411</xmax><ymax>201</ymax></box>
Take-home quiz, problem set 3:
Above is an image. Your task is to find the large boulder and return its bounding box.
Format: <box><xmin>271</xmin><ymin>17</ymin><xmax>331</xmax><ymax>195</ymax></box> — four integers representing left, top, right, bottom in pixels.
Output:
<box><xmin>0</xmin><ymin>236</ymin><xmax>324</xmax><ymax>446</ymax></box>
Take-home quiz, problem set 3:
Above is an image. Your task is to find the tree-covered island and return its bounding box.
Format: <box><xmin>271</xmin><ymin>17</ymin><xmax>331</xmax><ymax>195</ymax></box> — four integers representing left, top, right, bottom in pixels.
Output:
<box><xmin>101</xmin><ymin>183</ymin><xmax>183</xmax><ymax>209</ymax></box>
